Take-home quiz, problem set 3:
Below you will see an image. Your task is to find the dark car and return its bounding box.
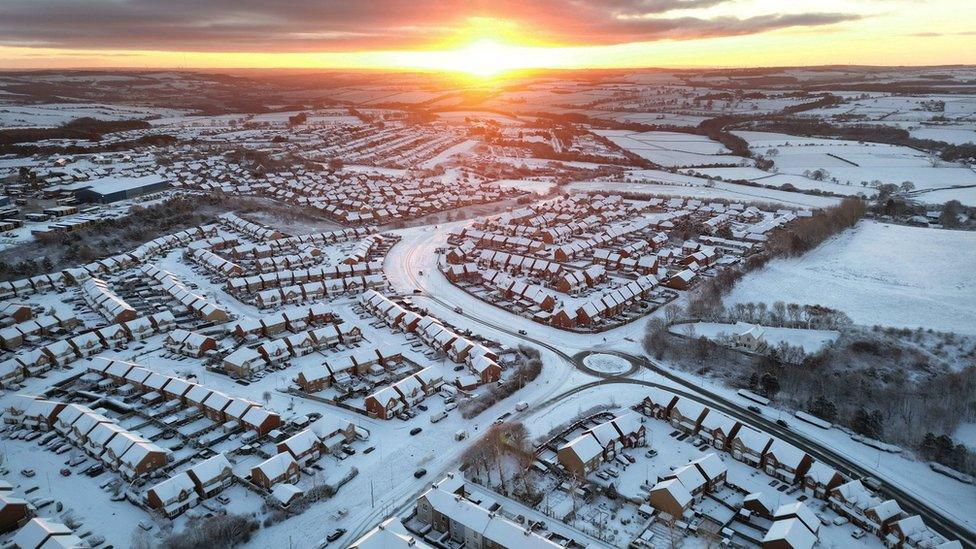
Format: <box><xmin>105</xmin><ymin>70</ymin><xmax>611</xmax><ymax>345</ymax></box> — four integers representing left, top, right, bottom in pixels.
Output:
<box><xmin>59</xmin><ymin>468</ymin><xmax>72</xmax><ymax>477</ymax></box>
<box><xmin>414</xmin><ymin>468</ymin><xmax>427</xmax><ymax>478</ymax></box>
<box><xmin>518</xmin><ymin>329</ymin><xmax>527</xmax><ymax>335</ymax></box>
<box><xmin>410</xmin><ymin>427</ymin><xmax>422</xmax><ymax>436</ymax></box>
<box><xmin>417</xmin><ymin>404</ymin><xmax>428</xmax><ymax>411</ymax></box>
<box><xmin>413</xmin><ymin>289</ymin><xmax>422</xmax><ymax>294</ymax></box>
<box><xmin>326</xmin><ymin>529</ymin><xmax>346</xmax><ymax>542</ymax></box>
<box><xmin>747</xmin><ymin>405</ymin><xmax>762</xmax><ymax>413</ymax></box>
<box><xmin>776</xmin><ymin>419</ymin><xmax>789</xmax><ymax>428</ymax></box>
<box><xmin>453</xmin><ymin>365</ymin><xmax>465</xmax><ymax>372</ymax></box>
<box><xmin>363</xmin><ymin>446</ymin><xmax>375</xmax><ymax>454</ymax></box>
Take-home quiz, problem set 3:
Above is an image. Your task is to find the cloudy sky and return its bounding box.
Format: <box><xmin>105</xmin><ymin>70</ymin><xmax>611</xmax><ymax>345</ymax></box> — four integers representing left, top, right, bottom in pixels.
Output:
<box><xmin>0</xmin><ymin>0</ymin><xmax>973</xmax><ymax>70</ymax></box>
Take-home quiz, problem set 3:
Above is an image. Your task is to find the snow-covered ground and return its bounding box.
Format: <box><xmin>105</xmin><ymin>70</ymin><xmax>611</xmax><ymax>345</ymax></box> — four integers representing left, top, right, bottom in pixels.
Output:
<box><xmin>728</xmin><ymin>221</ymin><xmax>976</xmax><ymax>335</ymax></box>
<box><xmin>673</xmin><ymin>322</ymin><xmax>840</xmax><ymax>353</ymax></box>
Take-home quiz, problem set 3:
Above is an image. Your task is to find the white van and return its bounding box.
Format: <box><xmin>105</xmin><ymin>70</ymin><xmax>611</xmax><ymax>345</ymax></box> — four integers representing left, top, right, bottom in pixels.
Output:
<box><xmin>516</xmin><ymin>402</ymin><xmax>529</xmax><ymax>412</ymax></box>
<box><xmin>430</xmin><ymin>411</ymin><xmax>448</xmax><ymax>423</ymax></box>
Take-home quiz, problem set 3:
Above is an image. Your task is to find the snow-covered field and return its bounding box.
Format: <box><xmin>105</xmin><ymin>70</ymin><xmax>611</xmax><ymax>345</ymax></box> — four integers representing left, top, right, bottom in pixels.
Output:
<box><xmin>674</xmin><ymin>322</ymin><xmax>840</xmax><ymax>353</ymax></box>
<box><xmin>0</xmin><ymin>102</ymin><xmax>184</xmax><ymax>127</ymax></box>
<box><xmin>594</xmin><ymin>129</ymin><xmax>748</xmax><ymax>167</ymax></box>
<box><xmin>729</xmin><ymin>221</ymin><xmax>976</xmax><ymax>334</ymax></box>
<box><xmin>735</xmin><ymin>130</ymin><xmax>976</xmax><ymax>195</ymax></box>
<box><xmin>567</xmin><ymin>179</ymin><xmax>842</xmax><ymax>208</ymax></box>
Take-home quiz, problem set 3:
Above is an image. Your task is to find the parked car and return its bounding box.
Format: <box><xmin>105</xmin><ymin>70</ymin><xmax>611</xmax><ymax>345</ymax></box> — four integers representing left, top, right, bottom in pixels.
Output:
<box><xmin>414</xmin><ymin>469</ymin><xmax>427</xmax><ymax>478</ymax></box>
<box><xmin>363</xmin><ymin>446</ymin><xmax>375</xmax><ymax>454</ymax></box>
<box><xmin>59</xmin><ymin>468</ymin><xmax>72</xmax><ymax>477</ymax></box>
<box><xmin>20</xmin><ymin>468</ymin><xmax>36</xmax><ymax>478</ymax></box>
<box><xmin>776</xmin><ymin>419</ymin><xmax>789</xmax><ymax>428</ymax></box>
<box><xmin>410</xmin><ymin>427</ymin><xmax>422</xmax><ymax>436</ymax></box>
<box><xmin>747</xmin><ymin>405</ymin><xmax>762</xmax><ymax>413</ymax></box>
<box><xmin>326</xmin><ymin>528</ymin><xmax>346</xmax><ymax>542</ymax></box>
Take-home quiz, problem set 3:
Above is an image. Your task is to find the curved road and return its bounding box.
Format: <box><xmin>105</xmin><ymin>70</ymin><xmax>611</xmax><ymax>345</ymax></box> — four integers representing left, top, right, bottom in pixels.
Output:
<box><xmin>381</xmin><ymin>225</ymin><xmax>976</xmax><ymax>547</ymax></box>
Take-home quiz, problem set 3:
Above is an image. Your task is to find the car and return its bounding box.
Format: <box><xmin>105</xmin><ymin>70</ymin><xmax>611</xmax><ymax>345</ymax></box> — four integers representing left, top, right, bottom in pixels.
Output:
<box><xmin>596</xmin><ymin>471</ymin><xmax>610</xmax><ymax>480</ymax></box>
<box><xmin>645</xmin><ymin>449</ymin><xmax>658</xmax><ymax>458</ymax></box>
<box><xmin>624</xmin><ymin>454</ymin><xmax>636</xmax><ymax>464</ymax></box>
<box><xmin>453</xmin><ymin>365</ymin><xmax>465</xmax><ymax>372</ymax></box>
<box><xmin>453</xmin><ymin>306</ymin><xmax>463</xmax><ymax>313</ymax></box>
<box><xmin>410</xmin><ymin>427</ymin><xmax>422</xmax><ymax>436</ymax></box>
<box><xmin>217</xmin><ymin>495</ymin><xmax>231</xmax><ymax>505</ymax></box>
<box><xmin>417</xmin><ymin>404</ymin><xmax>428</xmax><ymax>411</ymax></box>
<box><xmin>413</xmin><ymin>289</ymin><xmax>422</xmax><ymax>294</ymax></box>
<box><xmin>59</xmin><ymin>468</ymin><xmax>72</xmax><ymax>477</ymax></box>
<box><xmin>863</xmin><ymin>476</ymin><xmax>883</xmax><ymax>490</ymax></box>
<box><xmin>20</xmin><ymin>468</ymin><xmax>36</xmax><ymax>478</ymax></box>
<box><xmin>414</xmin><ymin>469</ymin><xmax>427</xmax><ymax>478</ymax></box>
<box><xmin>518</xmin><ymin>329</ymin><xmax>527</xmax><ymax>335</ymax></box>
<box><xmin>326</xmin><ymin>528</ymin><xmax>346</xmax><ymax>542</ymax></box>
<box><xmin>85</xmin><ymin>465</ymin><xmax>105</xmax><ymax>477</ymax></box>
<box><xmin>341</xmin><ymin>445</ymin><xmax>356</xmax><ymax>456</ymax></box>
<box><xmin>747</xmin><ymin>405</ymin><xmax>762</xmax><ymax>413</ymax></box>
<box><xmin>851</xmin><ymin>529</ymin><xmax>866</xmax><ymax>539</ymax></box>
<box><xmin>363</xmin><ymin>446</ymin><xmax>375</xmax><ymax>454</ymax></box>
<box><xmin>776</xmin><ymin>419</ymin><xmax>789</xmax><ymax>428</ymax></box>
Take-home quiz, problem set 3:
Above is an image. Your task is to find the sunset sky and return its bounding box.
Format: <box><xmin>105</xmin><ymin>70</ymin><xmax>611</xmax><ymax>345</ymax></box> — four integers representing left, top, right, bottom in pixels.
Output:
<box><xmin>0</xmin><ymin>0</ymin><xmax>974</xmax><ymax>72</ymax></box>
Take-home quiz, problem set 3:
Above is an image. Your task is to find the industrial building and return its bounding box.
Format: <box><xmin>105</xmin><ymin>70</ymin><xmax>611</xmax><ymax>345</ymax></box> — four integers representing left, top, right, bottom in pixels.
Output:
<box><xmin>64</xmin><ymin>174</ymin><xmax>170</xmax><ymax>204</ymax></box>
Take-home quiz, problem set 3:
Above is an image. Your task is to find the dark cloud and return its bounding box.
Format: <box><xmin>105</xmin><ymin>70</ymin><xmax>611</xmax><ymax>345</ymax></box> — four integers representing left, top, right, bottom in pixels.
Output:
<box><xmin>0</xmin><ymin>0</ymin><xmax>863</xmax><ymax>52</ymax></box>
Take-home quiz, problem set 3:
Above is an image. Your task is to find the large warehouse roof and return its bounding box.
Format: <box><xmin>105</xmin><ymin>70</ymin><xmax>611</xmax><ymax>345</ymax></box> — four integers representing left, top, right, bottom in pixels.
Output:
<box><xmin>63</xmin><ymin>174</ymin><xmax>167</xmax><ymax>196</ymax></box>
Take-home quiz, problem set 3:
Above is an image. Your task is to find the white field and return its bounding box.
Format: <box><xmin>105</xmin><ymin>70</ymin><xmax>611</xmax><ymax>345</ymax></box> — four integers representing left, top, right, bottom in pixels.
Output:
<box><xmin>911</xmin><ymin>126</ymin><xmax>976</xmax><ymax>145</ymax></box>
<box><xmin>690</xmin><ymin>167</ymin><xmax>870</xmax><ymax>197</ymax></box>
<box><xmin>675</xmin><ymin>322</ymin><xmax>840</xmax><ymax>353</ymax></box>
<box><xmin>912</xmin><ymin>186</ymin><xmax>976</xmax><ymax>207</ymax></box>
<box><xmin>594</xmin><ymin>130</ymin><xmax>747</xmax><ymax>167</ymax></box>
<box><xmin>567</xmin><ymin>178</ymin><xmax>842</xmax><ymax>208</ymax></box>
<box><xmin>728</xmin><ymin>221</ymin><xmax>976</xmax><ymax>335</ymax></box>
<box><xmin>0</xmin><ymin>102</ymin><xmax>185</xmax><ymax>128</ymax></box>
<box><xmin>736</xmin><ymin>130</ymin><xmax>976</xmax><ymax>192</ymax></box>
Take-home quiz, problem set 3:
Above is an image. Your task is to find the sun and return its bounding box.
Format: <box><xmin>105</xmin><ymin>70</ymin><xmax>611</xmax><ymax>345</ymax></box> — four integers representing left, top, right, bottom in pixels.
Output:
<box><xmin>455</xmin><ymin>39</ymin><xmax>518</xmax><ymax>77</ymax></box>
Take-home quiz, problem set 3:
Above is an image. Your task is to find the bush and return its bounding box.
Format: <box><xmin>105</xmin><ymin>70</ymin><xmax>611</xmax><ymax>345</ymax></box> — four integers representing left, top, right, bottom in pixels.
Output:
<box><xmin>158</xmin><ymin>514</ymin><xmax>259</xmax><ymax>549</ymax></box>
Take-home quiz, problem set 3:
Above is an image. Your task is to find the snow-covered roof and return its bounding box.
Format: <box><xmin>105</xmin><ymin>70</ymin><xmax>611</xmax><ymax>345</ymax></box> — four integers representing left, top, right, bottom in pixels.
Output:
<box><xmin>775</xmin><ymin>501</ymin><xmax>820</xmax><ymax>534</ymax></box>
<box><xmin>12</xmin><ymin>518</ymin><xmax>72</xmax><ymax>549</ymax></box>
<box><xmin>651</xmin><ymin>478</ymin><xmax>692</xmax><ymax>509</ymax></box>
<box><xmin>254</xmin><ymin>452</ymin><xmax>297</xmax><ymax>480</ymax></box>
<box><xmin>560</xmin><ymin>433</ymin><xmax>603</xmax><ymax>464</ymax></box>
<box><xmin>762</xmin><ymin>518</ymin><xmax>816</xmax><ymax>549</ymax></box>
<box><xmin>187</xmin><ymin>453</ymin><xmax>232</xmax><ymax>485</ymax></box>
<box><xmin>148</xmin><ymin>472</ymin><xmax>195</xmax><ymax>503</ymax></box>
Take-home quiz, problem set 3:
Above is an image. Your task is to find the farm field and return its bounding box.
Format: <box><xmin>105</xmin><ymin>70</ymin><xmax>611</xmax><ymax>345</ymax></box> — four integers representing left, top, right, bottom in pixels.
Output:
<box><xmin>728</xmin><ymin>221</ymin><xmax>976</xmax><ymax>334</ymax></box>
